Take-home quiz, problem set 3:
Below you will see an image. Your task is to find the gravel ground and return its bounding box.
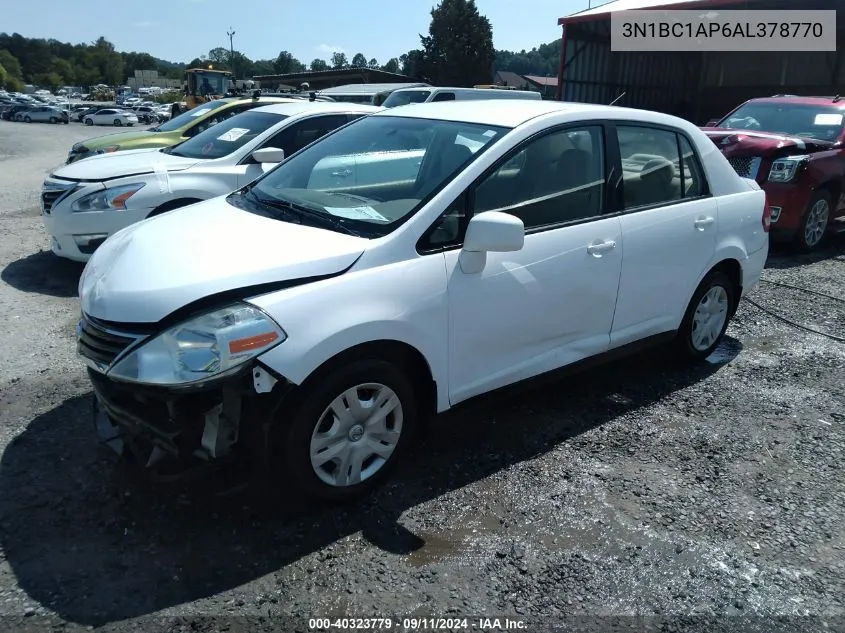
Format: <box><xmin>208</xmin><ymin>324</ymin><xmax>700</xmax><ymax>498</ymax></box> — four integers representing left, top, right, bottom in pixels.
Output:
<box><xmin>0</xmin><ymin>120</ymin><xmax>844</xmax><ymax>633</ymax></box>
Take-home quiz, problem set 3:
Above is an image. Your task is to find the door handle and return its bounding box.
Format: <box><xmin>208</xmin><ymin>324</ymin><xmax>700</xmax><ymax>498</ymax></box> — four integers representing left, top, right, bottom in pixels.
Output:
<box><xmin>694</xmin><ymin>216</ymin><xmax>715</xmax><ymax>230</ymax></box>
<box><xmin>587</xmin><ymin>240</ymin><xmax>617</xmax><ymax>257</ymax></box>
<box><xmin>331</xmin><ymin>168</ymin><xmax>352</xmax><ymax>178</ymax></box>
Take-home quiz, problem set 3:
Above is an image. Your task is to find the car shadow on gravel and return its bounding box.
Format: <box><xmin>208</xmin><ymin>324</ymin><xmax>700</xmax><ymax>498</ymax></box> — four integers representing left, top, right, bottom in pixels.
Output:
<box><xmin>1</xmin><ymin>250</ymin><xmax>84</xmax><ymax>298</ymax></box>
<box><xmin>765</xmin><ymin>232</ymin><xmax>845</xmax><ymax>269</ymax></box>
<box><xmin>0</xmin><ymin>339</ymin><xmax>741</xmax><ymax>624</ymax></box>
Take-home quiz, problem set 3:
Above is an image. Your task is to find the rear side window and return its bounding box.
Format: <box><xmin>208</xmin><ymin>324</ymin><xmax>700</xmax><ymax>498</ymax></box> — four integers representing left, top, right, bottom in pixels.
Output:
<box><xmin>432</xmin><ymin>92</ymin><xmax>456</xmax><ymax>102</ymax></box>
<box><xmin>617</xmin><ymin>125</ymin><xmax>706</xmax><ymax>209</ymax></box>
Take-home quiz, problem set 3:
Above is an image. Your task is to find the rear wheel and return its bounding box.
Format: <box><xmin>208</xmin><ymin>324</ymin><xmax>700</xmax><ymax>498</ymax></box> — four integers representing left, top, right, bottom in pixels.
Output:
<box><xmin>273</xmin><ymin>359</ymin><xmax>419</xmax><ymax>501</ymax></box>
<box><xmin>84</xmin><ymin>118</ymin><xmax>93</xmax><ymax>126</ymax></box>
<box><xmin>674</xmin><ymin>270</ymin><xmax>735</xmax><ymax>361</ymax></box>
<box><xmin>24</xmin><ymin>116</ymin><xmax>31</xmax><ymax>123</ymax></box>
<box><xmin>113</xmin><ymin>119</ymin><xmax>122</xmax><ymax>126</ymax></box>
<box><xmin>793</xmin><ymin>189</ymin><xmax>830</xmax><ymax>252</ymax></box>
<box><xmin>49</xmin><ymin>116</ymin><xmax>57</xmax><ymax>124</ymax></box>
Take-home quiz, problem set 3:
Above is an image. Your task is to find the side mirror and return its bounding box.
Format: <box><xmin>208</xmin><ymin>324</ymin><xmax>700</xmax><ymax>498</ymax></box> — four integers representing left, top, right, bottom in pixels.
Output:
<box><xmin>251</xmin><ymin>147</ymin><xmax>285</xmax><ymax>163</ymax></box>
<box><xmin>704</xmin><ymin>119</ymin><xmax>720</xmax><ymax>127</ymax></box>
<box><xmin>459</xmin><ymin>211</ymin><xmax>524</xmax><ymax>274</ymax></box>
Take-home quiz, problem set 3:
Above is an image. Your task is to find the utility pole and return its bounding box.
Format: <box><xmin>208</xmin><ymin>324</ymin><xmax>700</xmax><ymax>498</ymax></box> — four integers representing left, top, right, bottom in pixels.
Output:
<box><xmin>227</xmin><ymin>27</ymin><xmax>236</xmax><ymax>82</ymax></box>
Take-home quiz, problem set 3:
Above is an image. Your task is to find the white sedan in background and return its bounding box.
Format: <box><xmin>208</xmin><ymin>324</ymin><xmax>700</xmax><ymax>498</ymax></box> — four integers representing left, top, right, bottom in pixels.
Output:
<box><xmin>83</xmin><ymin>108</ymin><xmax>139</xmax><ymax>127</ymax></box>
<box><xmin>41</xmin><ymin>101</ymin><xmax>381</xmax><ymax>261</ymax></box>
<box><xmin>76</xmin><ymin>100</ymin><xmax>769</xmax><ymax>501</ymax></box>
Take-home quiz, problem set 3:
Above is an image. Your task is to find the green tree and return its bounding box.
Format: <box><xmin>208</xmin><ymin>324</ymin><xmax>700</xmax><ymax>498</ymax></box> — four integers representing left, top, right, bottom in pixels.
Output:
<box><xmin>188</xmin><ymin>57</ymin><xmax>205</xmax><ymax>68</ymax></box>
<box><xmin>331</xmin><ymin>51</ymin><xmax>348</xmax><ymax>69</ymax></box>
<box><xmin>399</xmin><ymin>50</ymin><xmax>424</xmax><ymax>79</ymax></box>
<box><xmin>34</xmin><ymin>71</ymin><xmax>63</xmax><ymax>90</ymax></box>
<box><xmin>310</xmin><ymin>58</ymin><xmax>328</xmax><ymax>71</ymax></box>
<box><xmin>368</xmin><ymin>57</ymin><xmax>379</xmax><ymax>69</ymax></box>
<box><xmin>273</xmin><ymin>51</ymin><xmax>305</xmax><ymax>74</ymax></box>
<box><xmin>0</xmin><ymin>49</ymin><xmax>23</xmax><ymax>81</ymax></box>
<box><xmin>207</xmin><ymin>47</ymin><xmax>230</xmax><ymax>69</ymax></box>
<box><xmin>381</xmin><ymin>57</ymin><xmax>400</xmax><ymax>74</ymax></box>
<box><xmin>419</xmin><ymin>0</ymin><xmax>495</xmax><ymax>86</ymax></box>
<box><xmin>351</xmin><ymin>53</ymin><xmax>367</xmax><ymax>68</ymax></box>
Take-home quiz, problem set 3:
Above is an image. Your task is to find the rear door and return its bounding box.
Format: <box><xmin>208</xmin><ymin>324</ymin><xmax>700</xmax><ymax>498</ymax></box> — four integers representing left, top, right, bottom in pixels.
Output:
<box><xmin>609</xmin><ymin>123</ymin><xmax>717</xmax><ymax>346</ymax></box>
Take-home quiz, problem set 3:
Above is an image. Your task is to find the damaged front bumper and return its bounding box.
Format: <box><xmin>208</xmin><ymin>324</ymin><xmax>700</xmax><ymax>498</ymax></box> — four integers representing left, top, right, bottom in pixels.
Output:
<box><xmin>88</xmin><ymin>365</ymin><xmax>292</xmax><ymax>482</ymax></box>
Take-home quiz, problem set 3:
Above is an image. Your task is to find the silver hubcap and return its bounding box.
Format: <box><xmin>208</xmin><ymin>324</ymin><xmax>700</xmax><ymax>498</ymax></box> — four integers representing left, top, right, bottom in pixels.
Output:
<box><xmin>804</xmin><ymin>199</ymin><xmax>829</xmax><ymax>247</ymax></box>
<box><xmin>309</xmin><ymin>382</ymin><xmax>403</xmax><ymax>488</ymax></box>
<box><xmin>691</xmin><ymin>285</ymin><xmax>729</xmax><ymax>351</ymax></box>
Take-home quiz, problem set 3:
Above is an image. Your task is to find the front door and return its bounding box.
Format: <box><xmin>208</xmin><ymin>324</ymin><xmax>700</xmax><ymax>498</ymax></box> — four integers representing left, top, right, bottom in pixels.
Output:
<box><xmin>238</xmin><ymin>114</ymin><xmax>357</xmax><ymax>187</ymax></box>
<box><xmin>610</xmin><ymin>124</ymin><xmax>718</xmax><ymax>346</ymax></box>
<box><xmin>439</xmin><ymin>124</ymin><xmax>623</xmax><ymax>404</ymax></box>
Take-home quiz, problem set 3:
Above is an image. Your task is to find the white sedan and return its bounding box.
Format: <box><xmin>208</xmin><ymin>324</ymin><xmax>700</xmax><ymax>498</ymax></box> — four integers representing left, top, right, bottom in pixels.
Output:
<box><xmin>83</xmin><ymin>109</ymin><xmax>139</xmax><ymax>127</ymax></box>
<box><xmin>76</xmin><ymin>100</ymin><xmax>768</xmax><ymax>501</ymax></box>
<box><xmin>41</xmin><ymin>102</ymin><xmax>381</xmax><ymax>261</ymax></box>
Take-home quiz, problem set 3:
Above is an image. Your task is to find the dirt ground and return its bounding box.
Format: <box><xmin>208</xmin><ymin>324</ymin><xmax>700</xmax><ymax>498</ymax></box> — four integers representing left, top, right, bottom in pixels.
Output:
<box><xmin>0</xmin><ymin>120</ymin><xmax>843</xmax><ymax>633</ymax></box>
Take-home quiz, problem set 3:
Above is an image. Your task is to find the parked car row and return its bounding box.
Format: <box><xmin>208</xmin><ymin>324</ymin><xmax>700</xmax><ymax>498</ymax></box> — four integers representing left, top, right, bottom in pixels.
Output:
<box><xmin>703</xmin><ymin>94</ymin><xmax>845</xmax><ymax>252</ymax></box>
<box><xmin>38</xmin><ymin>93</ymin><xmax>770</xmax><ymax>502</ymax></box>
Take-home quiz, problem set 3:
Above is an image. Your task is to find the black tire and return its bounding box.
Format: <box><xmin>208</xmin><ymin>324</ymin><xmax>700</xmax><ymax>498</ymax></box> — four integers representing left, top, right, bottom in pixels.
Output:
<box><xmin>113</xmin><ymin>119</ymin><xmax>122</xmax><ymax>126</ymax></box>
<box><xmin>274</xmin><ymin>358</ymin><xmax>419</xmax><ymax>502</ymax></box>
<box><xmin>674</xmin><ymin>270</ymin><xmax>735</xmax><ymax>361</ymax></box>
<box><xmin>49</xmin><ymin>116</ymin><xmax>57</xmax><ymax>124</ymax></box>
<box><xmin>24</xmin><ymin>116</ymin><xmax>31</xmax><ymax>123</ymax></box>
<box><xmin>793</xmin><ymin>189</ymin><xmax>831</xmax><ymax>253</ymax></box>
<box><xmin>84</xmin><ymin>118</ymin><xmax>93</xmax><ymax>126</ymax></box>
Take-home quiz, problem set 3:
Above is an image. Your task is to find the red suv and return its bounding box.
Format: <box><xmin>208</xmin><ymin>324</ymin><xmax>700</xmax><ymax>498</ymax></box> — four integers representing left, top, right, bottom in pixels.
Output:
<box><xmin>702</xmin><ymin>95</ymin><xmax>845</xmax><ymax>251</ymax></box>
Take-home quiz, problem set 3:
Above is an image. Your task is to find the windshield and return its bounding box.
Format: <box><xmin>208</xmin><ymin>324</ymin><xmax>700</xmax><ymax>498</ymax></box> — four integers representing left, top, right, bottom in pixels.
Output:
<box><xmin>154</xmin><ymin>100</ymin><xmax>229</xmax><ymax>132</ymax></box>
<box><xmin>241</xmin><ymin>115</ymin><xmax>509</xmax><ymax>237</ymax></box>
<box><xmin>382</xmin><ymin>90</ymin><xmax>432</xmax><ymax>108</ymax></box>
<box><xmin>165</xmin><ymin>111</ymin><xmax>288</xmax><ymax>160</ymax></box>
<box><xmin>717</xmin><ymin>102</ymin><xmax>845</xmax><ymax>141</ymax></box>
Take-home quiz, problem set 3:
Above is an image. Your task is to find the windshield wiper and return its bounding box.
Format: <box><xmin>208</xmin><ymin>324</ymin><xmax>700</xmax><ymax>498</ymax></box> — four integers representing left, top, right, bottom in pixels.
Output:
<box><xmin>246</xmin><ymin>191</ymin><xmax>363</xmax><ymax>237</ymax></box>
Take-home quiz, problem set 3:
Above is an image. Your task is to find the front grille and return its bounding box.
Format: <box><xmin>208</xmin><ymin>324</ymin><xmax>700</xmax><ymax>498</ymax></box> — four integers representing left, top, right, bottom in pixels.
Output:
<box><xmin>77</xmin><ymin>314</ymin><xmax>148</xmax><ymax>367</ymax></box>
<box><xmin>727</xmin><ymin>156</ymin><xmax>762</xmax><ymax>180</ymax></box>
<box><xmin>41</xmin><ymin>180</ymin><xmax>77</xmax><ymax>214</ymax></box>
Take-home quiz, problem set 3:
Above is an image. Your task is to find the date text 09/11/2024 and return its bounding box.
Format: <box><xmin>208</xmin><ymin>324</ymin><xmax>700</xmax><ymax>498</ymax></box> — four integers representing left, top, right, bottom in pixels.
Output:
<box><xmin>307</xmin><ymin>617</ymin><xmax>528</xmax><ymax>630</ymax></box>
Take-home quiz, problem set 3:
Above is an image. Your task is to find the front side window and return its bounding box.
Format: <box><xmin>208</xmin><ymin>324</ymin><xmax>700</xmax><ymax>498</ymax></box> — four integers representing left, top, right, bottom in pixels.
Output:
<box><xmin>716</xmin><ymin>102</ymin><xmax>845</xmax><ymax>141</ymax></box>
<box><xmin>473</xmin><ymin>125</ymin><xmax>605</xmax><ymax>229</ymax></box>
<box><xmin>262</xmin><ymin>115</ymin><xmax>351</xmax><ymax>158</ymax></box>
<box><xmin>154</xmin><ymin>100</ymin><xmax>229</xmax><ymax>132</ymax></box>
<box><xmin>240</xmin><ymin>115</ymin><xmax>508</xmax><ymax>237</ymax></box>
<box><xmin>164</xmin><ymin>111</ymin><xmax>288</xmax><ymax>160</ymax></box>
<box><xmin>618</xmin><ymin>125</ymin><xmax>705</xmax><ymax>209</ymax></box>
<box><xmin>381</xmin><ymin>90</ymin><xmax>432</xmax><ymax>108</ymax></box>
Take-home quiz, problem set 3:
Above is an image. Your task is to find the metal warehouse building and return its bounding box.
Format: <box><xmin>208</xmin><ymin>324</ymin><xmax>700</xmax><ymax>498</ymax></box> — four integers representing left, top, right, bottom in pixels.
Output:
<box><xmin>555</xmin><ymin>0</ymin><xmax>845</xmax><ymax>123</ymax></box>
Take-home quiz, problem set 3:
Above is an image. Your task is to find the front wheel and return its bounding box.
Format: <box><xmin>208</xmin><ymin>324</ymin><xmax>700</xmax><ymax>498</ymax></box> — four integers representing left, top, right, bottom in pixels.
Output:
<box><xmin>675</xmin><ymin>270</ymin><xmax>735</xmax><ymax>361</ymax></box>
<box><xmin>24</xmin><ymin>116</ymin><xmax>31</xmax><ymax>123</ymax></box>
<box><xmin>113</xmin><ymin>119</ymin><xmax>122</xmax><ymax>126</ymax></box>
<box><xmin>49</xmin><ymin>116</ymin><xmax>57</xmax><ymax>124</ymax></box>
<box><xmin>794</xmin><ymin>189</ymin><xmax>830</xmax><ymax>252</ymax></box>
<box><xmin>274</xmin><ymin>359</ymin><xmax>419</xmax><ymax>501</ymax></box>
<box><xmin>84</xmin><ymin>118</ymin><xmax>93</xmax><ymax>126</ymax></box>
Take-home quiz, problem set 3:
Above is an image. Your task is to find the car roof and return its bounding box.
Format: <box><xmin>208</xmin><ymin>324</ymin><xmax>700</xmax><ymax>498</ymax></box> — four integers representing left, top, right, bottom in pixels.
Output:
<box><xmin>743</xmin><ymin>96</ymin><xmax>845</xmax><ymax>108</ymax></box>
<box><xmin>249</xmin><ymin>102</ymin><xmax>383</xmax><ymax>117</ymax></box>
<box><xmin>372</xmin><ymin>99</ymin><xmax>683</xmax><ymax>129</ymax></box>
<box><xmin>227</xmin><ymin>96</ymin><xmax>302</xmax><ymax>106</ymax></box>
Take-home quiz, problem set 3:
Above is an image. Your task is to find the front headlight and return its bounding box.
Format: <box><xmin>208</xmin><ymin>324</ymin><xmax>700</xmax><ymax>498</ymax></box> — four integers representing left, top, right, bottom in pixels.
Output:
<box><xmin>108</xmin><ymin>303</ymin><xmax>287</xmax><ymax>386</ymax></box>
<box><xmin>95</xmin><ymin>145</ymin><xmax>120</xmax><ymax>155</ymax></box>
<box><xmin>71</xmin><ymin>183</ymin><xmax>146</xmax><ymax>212</ymax></box>
<box><xmin>768</xmin><ymin>155</ymin><xmax>808</xmax><ymax>183</ymax></box>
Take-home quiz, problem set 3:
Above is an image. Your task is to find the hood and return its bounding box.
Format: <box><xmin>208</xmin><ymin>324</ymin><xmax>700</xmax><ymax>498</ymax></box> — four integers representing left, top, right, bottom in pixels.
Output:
<box><xmin>701</xmin><ymin>128</ymin><xmax>834</xmax><ymax>157</ymax></box>
<box><xmin>79</xmin><ymin>198</ymin><xmax>367</xmax><ymax>323</ymax></box>
<box><xmin>74</xmin><ymin>129</ymin><xmax>160</xmax><ymax>151</ymax></box>
<box><xmin>52</xmin><ymin>148</ymin><xmax>201</xmax><ymax>181</ymax></box>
